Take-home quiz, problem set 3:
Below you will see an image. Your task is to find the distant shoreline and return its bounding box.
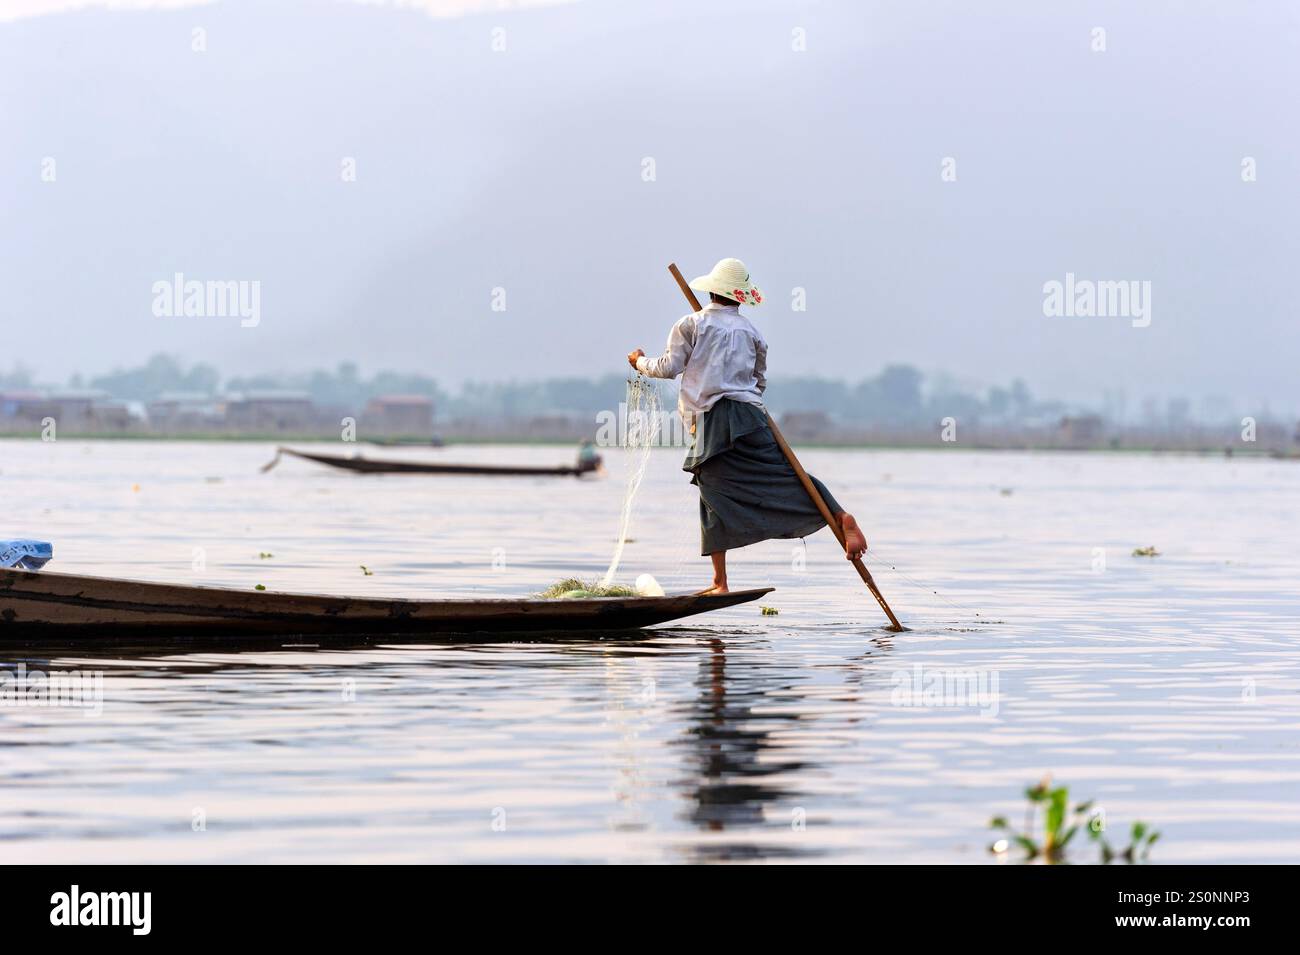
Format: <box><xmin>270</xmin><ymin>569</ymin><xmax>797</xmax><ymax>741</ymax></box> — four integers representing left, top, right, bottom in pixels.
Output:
<box><xmin>0</xmin><ymin>431</ymin><xmax>1292</xmax><ymax>458</ymax></box>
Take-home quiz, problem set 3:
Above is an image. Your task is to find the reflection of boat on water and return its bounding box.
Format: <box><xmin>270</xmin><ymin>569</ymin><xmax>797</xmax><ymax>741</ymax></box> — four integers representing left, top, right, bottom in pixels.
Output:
<box><xmin>261</xmin><ymin>443</ymin><xmax>602</xmax><ymax>477</ymax></box>
<box><xmin>0</xmin><ymin>568</ymin><xmax>772</xmax><ymax>641</ymax></box>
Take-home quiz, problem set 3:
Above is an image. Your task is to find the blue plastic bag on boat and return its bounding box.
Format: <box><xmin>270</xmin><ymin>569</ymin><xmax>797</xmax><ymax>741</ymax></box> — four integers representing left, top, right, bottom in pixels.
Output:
<box><xmin>0</xmin><ymin>540</ymin><xmax>53</xmax><ymax>570</ymax></box>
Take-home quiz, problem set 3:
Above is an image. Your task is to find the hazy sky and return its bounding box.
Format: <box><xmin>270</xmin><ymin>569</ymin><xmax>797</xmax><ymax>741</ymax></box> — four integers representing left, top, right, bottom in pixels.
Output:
<box><xmin>2</xmin><ymin>0</ymin><xmax>1297</xmax><ymax>413</ymax></box>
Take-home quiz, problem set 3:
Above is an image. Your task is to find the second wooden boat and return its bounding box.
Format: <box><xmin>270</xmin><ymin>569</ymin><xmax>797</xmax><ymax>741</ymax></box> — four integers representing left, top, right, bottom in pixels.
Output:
<box><xmin>263</xmin><ymin>446</ymin><xmax>601</xmax><ymax>477</ymax></box>
<box><xmin>0</xmin><ymin>567</ymin><xmax>771</xmax><ymax>640</ymax></box>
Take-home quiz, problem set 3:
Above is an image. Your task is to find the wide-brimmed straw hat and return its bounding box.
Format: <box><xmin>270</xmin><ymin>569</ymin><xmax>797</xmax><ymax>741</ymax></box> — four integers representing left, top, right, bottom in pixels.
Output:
<box><xmin>689</xmin><ymin>258</ymin><xmax>763</xmax><ymax>307</ymax></box>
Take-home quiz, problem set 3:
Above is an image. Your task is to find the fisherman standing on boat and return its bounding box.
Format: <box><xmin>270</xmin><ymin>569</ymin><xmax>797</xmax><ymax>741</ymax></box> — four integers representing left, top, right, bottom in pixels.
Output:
<box><xmin>627</xmin><ymin>258</ymin><xmax>867</xmax><ymax>595</ymax></box>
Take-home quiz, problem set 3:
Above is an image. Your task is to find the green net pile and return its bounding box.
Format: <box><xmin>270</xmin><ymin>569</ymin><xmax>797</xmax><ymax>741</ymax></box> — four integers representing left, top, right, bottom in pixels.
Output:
<box><xmin>538</xmin><ymin>578</ymin><xmax>638</xmax><ymax>599</ymax></box>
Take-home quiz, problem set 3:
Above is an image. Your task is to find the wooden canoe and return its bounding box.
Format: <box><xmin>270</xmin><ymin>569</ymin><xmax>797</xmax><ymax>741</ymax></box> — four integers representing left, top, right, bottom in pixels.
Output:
<box><xmin>0</xmin><ymin>568</ymin><xmax>772</xmax><ymax>640</ymax></box>
<box><xmin>268</xmin><ymin>447</ymin><xmax>600</xmax><ymax>477</ymax></box>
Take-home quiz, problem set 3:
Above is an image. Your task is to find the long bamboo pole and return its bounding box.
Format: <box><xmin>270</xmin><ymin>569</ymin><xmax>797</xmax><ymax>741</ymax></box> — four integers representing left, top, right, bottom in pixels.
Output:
<box><xmin>667</xmin><ymin>262</ymin><xmax>904</xmax><ymax>631</ymax></box>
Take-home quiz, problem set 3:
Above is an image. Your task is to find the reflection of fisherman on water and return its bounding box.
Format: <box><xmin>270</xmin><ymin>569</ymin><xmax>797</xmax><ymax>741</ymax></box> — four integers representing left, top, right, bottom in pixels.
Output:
<box><xmin>673</xmin><ymin>636</ymin><xmax>897</xmax><ymax>861</ymax></box>
<box><xmin>676</xmin><ymin>639</ymin><xmax>807</xmax><ymax>846</ymax></box>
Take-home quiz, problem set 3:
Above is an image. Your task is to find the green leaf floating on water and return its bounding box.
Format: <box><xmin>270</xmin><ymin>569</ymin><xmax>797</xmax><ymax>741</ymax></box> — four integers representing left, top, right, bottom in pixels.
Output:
<box><xmin>1013</xmin><ymin>835</ymin><xmax>1039</xmax><ymax>857</ymax></box>
<box><xmin>1132</xmin><ymin>546</ymin><xmax>1160</xmax><ymax>557</ymax></box>
<box><xmin>1046</xmin><ymin>787</ymin><xmax>1069</xmax><ymax>837</ymax></box>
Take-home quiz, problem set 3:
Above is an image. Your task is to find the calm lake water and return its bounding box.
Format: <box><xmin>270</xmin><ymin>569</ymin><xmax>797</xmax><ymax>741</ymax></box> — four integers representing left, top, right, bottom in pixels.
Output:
<box><xmin>2</xmin><ymin>438</ymin><xmax>1298</xmax><ymax>863</ymax></box>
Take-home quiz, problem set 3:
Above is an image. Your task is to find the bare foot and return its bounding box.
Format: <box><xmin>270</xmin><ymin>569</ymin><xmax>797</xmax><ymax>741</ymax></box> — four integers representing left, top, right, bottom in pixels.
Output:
<box><xmin>840</xmin><ymin>513</ymin><xmax>867</xmax><ymax>561</ymax></box>
<box><xmin>697</xmin><ymin>582</ymin><xmax>730</xmax><ymax>595</ymax></box>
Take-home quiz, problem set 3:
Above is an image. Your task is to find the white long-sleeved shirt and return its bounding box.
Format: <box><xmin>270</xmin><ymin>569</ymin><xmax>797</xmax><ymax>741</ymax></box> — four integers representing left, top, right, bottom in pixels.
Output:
<box><xmin>636</xmin><ymin>302</ymin><xmax>767</xmax><ymax>420</ymax></box>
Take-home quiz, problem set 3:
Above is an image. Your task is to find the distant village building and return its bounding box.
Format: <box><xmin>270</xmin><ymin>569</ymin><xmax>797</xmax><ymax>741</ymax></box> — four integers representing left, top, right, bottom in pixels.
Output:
<box><xmin>524</xmin><ymin>413</ymin><xmax>587</xmax><ymax>440</ymax></box>
<box><xmin>0</xmin><ymin>391</ymin><xmax>141</xmax><ymax>433</ymax></box>
<box><xmin>147</xmin><ymin>392</ymin><xmax>226</xmax><ymax>432</ymax></box>
<box><xmin>1058</xmin><ymin>414</ymin><xmax>1105</xmax><ymax>447</ymax></box>
<box><xmin>44</xmin><ymin>390</ymin><xmax>106</xmax><ymax>425</ymax></box>
<box><xmin>224</xmin><ymin>391</ymin><xmax>316</xmax><ymax>432</ymax></box>
<box><xmin>363</xmin><ymin>395</ymin><xmax>434</xmax><ymax>437</ymax></box>
<box><xmin>780</xmin><ymin>410</ymin><xmax>833</xmax><ymax>441</ymax></box>
<box><xmin>0</xmin><ymin>391</ymin><xmax>43</xmax><ymax>420</ymax></box>
<box><xmin>88</xmin><ymin>399</ymin><xmax>135</xmax><ymax>431</ymax></box>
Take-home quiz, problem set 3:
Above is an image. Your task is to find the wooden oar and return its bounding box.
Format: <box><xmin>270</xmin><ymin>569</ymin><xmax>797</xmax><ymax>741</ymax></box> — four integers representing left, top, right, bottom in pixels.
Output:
<box><xmin>667</xmin><ymin>262</ymin><xmax>905</xmax><ymax>632</ymax></box>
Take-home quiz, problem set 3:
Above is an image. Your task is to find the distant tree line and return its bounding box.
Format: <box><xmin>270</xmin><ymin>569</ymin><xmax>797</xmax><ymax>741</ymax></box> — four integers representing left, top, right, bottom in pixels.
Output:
<box><xmin>5</xmin><ymin>353</ymin><xmax>1067</xmax><ymax>426</ymax></box>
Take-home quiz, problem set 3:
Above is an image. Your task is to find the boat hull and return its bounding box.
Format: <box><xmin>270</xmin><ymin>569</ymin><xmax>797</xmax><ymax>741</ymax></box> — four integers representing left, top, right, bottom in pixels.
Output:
<box><xmin>0</xmin><ymin>569</ymin><xmax>771</xmax><ymax>640</ymax></box>
<box><xmin>278</xmin><ymin>448</ymin><xmax>597</xmax><ymax>477</ymax></box>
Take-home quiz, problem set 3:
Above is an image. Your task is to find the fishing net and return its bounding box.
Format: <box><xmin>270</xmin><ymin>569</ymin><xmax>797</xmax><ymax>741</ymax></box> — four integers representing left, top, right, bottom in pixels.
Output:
<box><xmin>599</xmin><ymin>374</ymin><xmax>669</xmax><ymax>588</ymax></box>
<box><xmin>536</xmin><ymin>375</ymin><xmax>672</xmax><ymax>599</ymax></box>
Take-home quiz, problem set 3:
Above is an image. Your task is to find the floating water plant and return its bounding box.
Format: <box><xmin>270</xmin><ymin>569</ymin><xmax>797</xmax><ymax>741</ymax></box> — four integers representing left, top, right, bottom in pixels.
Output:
<box><xmin>360</xmin><ymin>565</ymin><xmax>374</xmax><ymax>576</ymax></box>
<box><xmin>538</xmin><ymin>578</ymin><xmax>637</xmax><ymax>599</ymax></box>
<box><xmin>1098</xmin><ymin>820</ymin><xmax>1161</xmax><ymax>864</ymax></box>
<box><xmin>254</xmin><ymin>584</ymin><xmax>266</xmax><ymax>591</ymax></box>
<box><xmin>258</xmin><ymin>552</ymin><xmax>274</xmax><ymax>559</ymax></box>
<box><xmin>988</xmin><ymin>778</ymin><xmax>1159</xmax><ymax>864</ymax></box>
<box><xmin>760</xmin><ymin>606</ymin><xmax>779</xmax><ymax>616</ymax></box>
<box><xmin>1132</xmin><ymin>546</ymin><xmax>1160</xmax><ymax>557</ymax></box>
